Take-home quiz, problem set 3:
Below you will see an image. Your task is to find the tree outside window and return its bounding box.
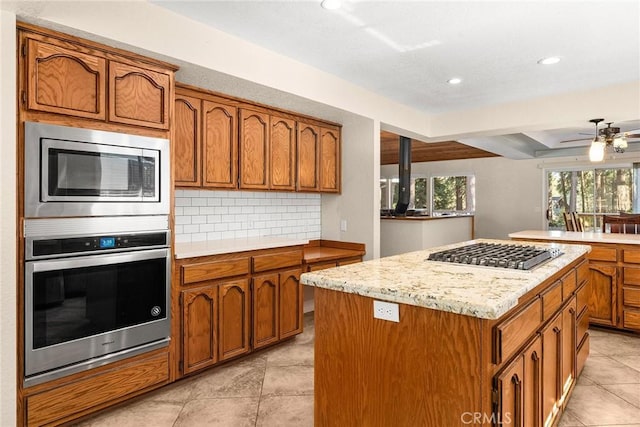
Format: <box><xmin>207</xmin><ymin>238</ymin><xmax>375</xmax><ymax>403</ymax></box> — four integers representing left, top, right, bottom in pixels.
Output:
<box><xmin>431</xmin><ymin>175</ymin><xmax>475</xmax><ymax>214</ymax></box>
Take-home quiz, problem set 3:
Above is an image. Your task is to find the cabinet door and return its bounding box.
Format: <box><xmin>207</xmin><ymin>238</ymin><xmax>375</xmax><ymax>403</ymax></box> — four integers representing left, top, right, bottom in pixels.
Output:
<box><xmin>25</xmin><ymin>38</ymin><xmax>106</xmax><ymax>120</ymax></box>
<box><xmin>270</xmin><ymin>116</ymin><xmax>296</xmax><ymax>191</ymax></box>
<box><xmin>297</xmin><ymin>123</ymin><xmax>320</xmax><ymax>191</ymax></box>
<box><xmin>561</xmin><ymin>297</ymin><xmax>577</xmax><ymax>398</ymax></box>
<box><xmin>182</xmin><ymin>285</ymin><xmax>218</xmax><ymax>374</ymax></box>
<box><xmin>174</xmin><ymin>94</ymin><xmax>201</xmax><ymax>186</ymax></box>
<box><xmin>523</xmin><ymin>335</ymin><xmax>543</xmax><ymax>427</ymax></box>
<box><xmin>279</xmin><ymin>269</ymin><xmax>303</xmax><ymax>339</ymax></box>
<box><xmin>542</xmin><ymin>312</ymin><xmax>563</xmax><ymax>427</ymax></box>
<box><xmin>495</xmin><ymin>353</ymin><xmax>524</xmax><ymax>427</ymax></box>
<box><xmin>202</xmin><ymin>100</ymin><xmax>238</xmax><ymax>189</ymax></box>
<box><xmin>319</xmin><ymin>127</ymin><xmax>340</xmax><ymax>193</ymax></box>
<box><xmin>252</xmin><ymin>273</ymin><xmax>279</xmax><ymax>349</ymax></box>
<box><xmin>219</xmin><ymin>279</ymin><xmax>251</xmax><ymax>361</ymax></box>
<box><xmin>239</xmin><ymin>109</ymin><xmax>269</xmax><ymax>189</ymax></box>
<box><xmin>108</xmin><ymin>61</ymin><xmax>170</xmax><ymax>129</ymax></box>
<box><xmin>588</xmin><ymin>263</ymin><xmax>617</xmax><ymax>326</ymax></box>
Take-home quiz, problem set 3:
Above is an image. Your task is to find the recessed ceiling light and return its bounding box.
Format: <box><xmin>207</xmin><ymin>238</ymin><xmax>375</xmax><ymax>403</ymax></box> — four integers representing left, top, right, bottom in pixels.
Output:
<box><xmin>321</xmin><ymin>0</ymin><xmax>341</xmax><ymax>10</ymax></box>
<box><xmin>537</xmin><ymin>56</ymin><xmax>561</xmax><ymax>65</ymax></box>
<box><xmin>447</xmin><ymin>78</ymin><xmax>462</xmax><ymax>85</ymax></box>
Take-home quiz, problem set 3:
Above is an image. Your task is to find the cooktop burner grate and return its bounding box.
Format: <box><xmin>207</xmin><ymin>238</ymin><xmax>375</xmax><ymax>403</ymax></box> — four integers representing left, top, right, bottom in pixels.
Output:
<box><xmin>426</xmin><ymin>243</ymin><xmax>562</xmax><ymax>270</ymax></box>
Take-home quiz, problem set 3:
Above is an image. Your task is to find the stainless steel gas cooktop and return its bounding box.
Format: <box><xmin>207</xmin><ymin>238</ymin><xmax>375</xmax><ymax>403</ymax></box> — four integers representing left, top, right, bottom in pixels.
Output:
<box><xmin>426</xmin><ymin>242</ymin><xmax>562</xmax><ymax>270</ymax></box>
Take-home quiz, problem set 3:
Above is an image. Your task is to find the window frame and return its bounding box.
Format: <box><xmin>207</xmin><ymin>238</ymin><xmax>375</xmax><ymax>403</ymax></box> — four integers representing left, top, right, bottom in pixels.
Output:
<box><xmin>429</xmin><ymin>173</ymin><xmax>476</xmax><ymax>216</ymax></box>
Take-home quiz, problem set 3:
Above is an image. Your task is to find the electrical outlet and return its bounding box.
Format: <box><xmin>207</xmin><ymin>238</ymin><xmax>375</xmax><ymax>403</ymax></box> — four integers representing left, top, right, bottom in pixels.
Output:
<box><xmin>340</xmin><ymin>219</ymin><xmax>347</xmax><ymax>232</ymax></box>
<box><xmin>373</xmin><ymin>300</ymin><xmax>399</xmax><ymax>322</ymax></box>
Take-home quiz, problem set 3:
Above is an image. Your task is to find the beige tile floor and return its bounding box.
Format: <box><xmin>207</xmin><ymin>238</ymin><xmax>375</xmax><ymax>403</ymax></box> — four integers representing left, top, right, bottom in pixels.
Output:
<box><xmin>76</xmin><ymin>314</ymin><xmax>639</xmax><ymax>427</ymax></box>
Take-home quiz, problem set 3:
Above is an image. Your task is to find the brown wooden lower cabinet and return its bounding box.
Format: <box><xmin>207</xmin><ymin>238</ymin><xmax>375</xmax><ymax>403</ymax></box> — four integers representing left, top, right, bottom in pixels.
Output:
<box><xmin>181</xmin><ymin>284</ymin><xmax>219</xmax><ymax>374</ymax></box>
<box><xmin>588</xmin><ymin>263</ymin><xmax>617</xmax><ymax>326</ymax></box>
<box><xmin>219</xmin><ymin>279</ymin><xmax>251</xmax><ymax>361</ymax></box>
<box><xmin>252</xmin><ymin>268</ymin><xmax>303</xmax><ymax>348</ymax></box>
<box><xmin>252</xmin><ymin>273</ymin><xmax>280</xmax><ymax>349</ymax></box>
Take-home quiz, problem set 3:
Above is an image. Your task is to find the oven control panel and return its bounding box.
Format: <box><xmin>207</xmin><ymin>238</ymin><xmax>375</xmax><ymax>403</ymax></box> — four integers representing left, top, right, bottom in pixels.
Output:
<box><xmin>29</xmin><ymin>231</ymin><xmax>169</xmax><ymax>258</ymax></box>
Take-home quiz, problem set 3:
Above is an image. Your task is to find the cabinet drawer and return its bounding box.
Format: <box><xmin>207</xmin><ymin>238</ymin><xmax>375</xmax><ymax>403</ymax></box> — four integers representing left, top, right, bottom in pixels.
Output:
<box><xmin>577</xmin><ymin>282</ymin><xmax>589</xmax><ymax>315</ymax></box>
<box><xmin>589</xmin><ymin>246</ymin><xmax>617</xmax><ymax>262</ymax></box>
<box><xmin>183</xmin><ymin>258</ymin><xmax>249</xmax><ymax>284</ymax></box>
<box><xmin>624</xmin><ymin>268</ymin><xmax>640</xmax><ymax>286</ymax></box>
<box><xmin>542</xmin><ymin>280</ymin><xmax>563</xmax><ymax>321</ymax></box>
<box><xmin>623</xmin><ymin>248</ymin><xmax>640</xmax><ymax>264</ymax></box>
<box><xmin>27</xmin><ymin>352</ymin><xmax>169</xmax><ymax>426</ymax></box>
<box><xmin>308</xmin><ymin>261</ymin><xmax>337</xmax><ymax>272</ymax></box>
<box><xmin>576</xmin><ymin>334</ymin><xmax>589</xmax><ymax>377</ymax></box>
<box><xmin>253</xmin><ymin>250</ymin><xmax>303</xmax><ymax>273</ymax></box>
<box><xmin>562</xmin><ymin>270</ymin><xmax>577</xmax><ymax>300</ymax></box>
<box><xmin>493</xmin><ymin>297</ymin><xmax>542</xmax><ymax>364</ymax></box>
<box><xmin>577</xmin><ymin>309</ymin><xmax>589</xmax><ymax>343</ymax></box>
<box><xmin>623</xmin><ymin>309</ymin><xmax>640</xmax><ymax>330</ymax></box>
<box><xmin>623</xmin><ymin>287</ymin><xmax>640</xmax><ymax>308</ymax></box>
<box><xmin>577</xmin><ymin>260</ymin><xmax>589</xmax><ymax>285</ymax></box>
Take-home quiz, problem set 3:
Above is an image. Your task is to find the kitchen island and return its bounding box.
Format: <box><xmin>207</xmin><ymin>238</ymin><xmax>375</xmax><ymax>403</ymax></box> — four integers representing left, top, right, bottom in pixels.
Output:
<box><xmin>301</xmin><ymin>239</ymin><xmax>590</xmax><ymax>427</ymax></box>
<box><xmin>510</xmin><ymin>230</ymin><xmax>640</xmax><ymax>333</ymax></box>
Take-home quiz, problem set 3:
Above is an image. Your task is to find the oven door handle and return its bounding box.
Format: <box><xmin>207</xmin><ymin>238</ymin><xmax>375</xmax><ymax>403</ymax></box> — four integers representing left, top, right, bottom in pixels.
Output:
<box><xmin>26</xmin><ymin>248</ymin><xmax>170</xmax><ymax>273</ymax></box>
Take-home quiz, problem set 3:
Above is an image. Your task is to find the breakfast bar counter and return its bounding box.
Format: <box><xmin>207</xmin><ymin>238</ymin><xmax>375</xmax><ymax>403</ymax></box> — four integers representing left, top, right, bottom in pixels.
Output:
<box><xmin>303</xmin><ymin>239</ymin><xmax>591</xmax><ymax>426</ymax></box>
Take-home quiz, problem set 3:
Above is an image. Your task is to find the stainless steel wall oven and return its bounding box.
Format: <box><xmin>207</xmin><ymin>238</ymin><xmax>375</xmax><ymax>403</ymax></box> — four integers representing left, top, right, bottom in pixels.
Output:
<box><xmin>24</xmin><ymin>216</ymin><xmax>171</xmax><ymax>387</ymax></box>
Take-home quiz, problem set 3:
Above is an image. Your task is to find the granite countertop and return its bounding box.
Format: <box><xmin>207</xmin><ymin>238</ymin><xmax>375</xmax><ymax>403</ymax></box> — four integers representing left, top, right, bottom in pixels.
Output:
<box><xmin>300</xmin><ymin>239</ymin><xmax>590</xmax><ymax>320</ymax></box>
<box><xmin>509</xmin><ymin>229</ymin><xmax>640</xmax><ymax>245</ymax></box>
<box><xmin>175</xmin><ymin>237</ymin><xmax>309</xmax><ymax>259</ymax></box>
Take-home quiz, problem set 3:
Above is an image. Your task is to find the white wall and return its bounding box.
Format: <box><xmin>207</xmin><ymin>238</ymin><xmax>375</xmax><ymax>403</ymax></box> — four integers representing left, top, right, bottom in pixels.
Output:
<box><xmin>0</xmin><ymin>10</ymin><xmax>17</xmax><ymax>427</ymax></box>
<box><xmin>382</xmin><ymin>153</ymin><xmax>640</xmax><ymax>239</ymax></box>
<box><xmin>382</xmin><ymin>156</ymin><xmax>544</xmax><ymax>239</ymax></box>
<box><xmin>321</xmin><ymin>115</ymin><xmax>379</xmax><ymax>260</ymax></box>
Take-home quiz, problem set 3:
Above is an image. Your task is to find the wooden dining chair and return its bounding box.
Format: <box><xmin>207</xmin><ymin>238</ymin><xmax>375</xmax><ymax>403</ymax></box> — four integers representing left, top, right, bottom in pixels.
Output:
<box><xmin>571</xmin><ymin>212</ymin><xmax>584</xmax><ymax>232</ymax></box>
<box><xmin>602</xmin><ymin>214</ymin><xmax>640</xmax><ymax>234</ymax></box>
<box><xmin>563</xmin><ymin>212</ymin><xmax>575</xmax><ymax>231</ymax></box>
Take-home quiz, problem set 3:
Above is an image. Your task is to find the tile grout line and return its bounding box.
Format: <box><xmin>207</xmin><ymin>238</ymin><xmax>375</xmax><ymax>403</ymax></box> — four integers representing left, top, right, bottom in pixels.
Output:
<box><xmin>254</xmin><ymin>359</ymin><xmax>268</xmax><ymax>426</ymax></box>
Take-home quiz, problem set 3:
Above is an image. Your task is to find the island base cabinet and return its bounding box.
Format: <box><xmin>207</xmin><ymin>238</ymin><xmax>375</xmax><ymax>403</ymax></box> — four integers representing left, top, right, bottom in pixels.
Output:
<box><xmin>494</xmin><ymin>335</ymin><xmax>542</xmax><ymax>427</ymax></box>
<box><xmin>314</xmin><ymin>287</ymin><xmax>483</xmax><ymax>427</ymax></box>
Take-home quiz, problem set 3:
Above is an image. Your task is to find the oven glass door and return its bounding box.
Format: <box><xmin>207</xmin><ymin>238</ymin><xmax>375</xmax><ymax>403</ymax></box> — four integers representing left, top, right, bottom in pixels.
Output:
<box><xmin>41</xmin><ymin>139</ymin><xmax>159</xmax><ymax>202</ymax></box>
<box><xmin>25</xmin><ymin>249</ymin><xmax>170</xmax><ymax>377</ymax></box>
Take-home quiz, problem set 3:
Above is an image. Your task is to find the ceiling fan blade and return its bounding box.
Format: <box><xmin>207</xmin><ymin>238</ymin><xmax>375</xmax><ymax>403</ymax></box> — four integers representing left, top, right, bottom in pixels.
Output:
<box><xmin>559</xmin><ymin>137</ymin><xmax>592</xmax><ymax>143</ymax></box>
<box><xmin>625</xmin><ymin>133</ymin><xmax>640</xmax><ymax>139</ymax></box>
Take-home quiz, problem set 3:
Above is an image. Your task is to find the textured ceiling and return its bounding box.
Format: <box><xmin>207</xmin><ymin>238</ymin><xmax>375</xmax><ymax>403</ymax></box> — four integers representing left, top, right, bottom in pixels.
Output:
<box><xmin>153</xmin><ymin>0</ymin><xmax>640</xmax><ymax>115</ymax></box>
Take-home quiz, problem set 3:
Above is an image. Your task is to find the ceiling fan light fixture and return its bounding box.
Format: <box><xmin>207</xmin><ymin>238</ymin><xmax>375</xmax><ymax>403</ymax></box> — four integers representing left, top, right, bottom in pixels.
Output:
<box><xmin>537</xmin><ymin>56</ymin><xmax>561</xmax><ymax>65</ymax></box>
<box><xmin>447</xmin><ymin>77</ymin><xmax>462</xmax><ymax>85</ymax></box>
<box><xmin>589</xmin><ymin>138</ymin><xmax>605</xmax><ymax>162</ymax></box>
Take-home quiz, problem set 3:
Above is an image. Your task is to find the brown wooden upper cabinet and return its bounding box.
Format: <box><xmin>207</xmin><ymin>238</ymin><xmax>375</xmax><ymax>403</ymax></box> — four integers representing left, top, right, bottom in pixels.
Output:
<box><xmin>202</xmin><ymin>100</ymin><xmax>238</xmax><ymax>188</ymax></box>
<box><xmin>297</xmin><ymin>123</ymin><xmax>320</xmax><ymax>191</ymax></box>
<box><xmin>108</xmin><ymin>61</ymin><xmax>171</xmax><ymax>130</ymax></box>
<box><xmin>174</xmin><ymin>84</ymin><xmax>340</xmax><ymax>193</ymax></box>
<box><xmin>320</xmin><ymin>127</ymin><xmax>341</xmax><ymax>193</ymax></box>
<box><xmin>174</xmin><ymin>94</ymin><xmax>202</xmax><ymax>186</ymax></box>
<box><xmin>270</xmin><ymin>115</ymin><xmax>296</xmax><ymax>191</ymax></box>
<box><xmin>24</xmin><ymin>38</ymin><xmax>107</xmax><ymax>120</ymax></box>
<box><xmin>239</xmin><ymin>108</ymin><xmax>270</xmax><ymax>190</ymax></box>
<box><xmin>21</xmin><ymin>26</ymin><xmax>174</xmax><ymax>130</ymax></box>
<box><xmin>174</xmin><ymin>86</ymin><xmax>238</xmax><ymax>189</ymax></box>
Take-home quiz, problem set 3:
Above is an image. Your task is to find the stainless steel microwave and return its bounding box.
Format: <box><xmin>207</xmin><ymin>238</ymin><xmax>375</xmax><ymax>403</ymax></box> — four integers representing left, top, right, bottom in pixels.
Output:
<box><xmin>24</xmin><ymin>122</ymin><xmax>170</xmax><ymax>218</ymax></box>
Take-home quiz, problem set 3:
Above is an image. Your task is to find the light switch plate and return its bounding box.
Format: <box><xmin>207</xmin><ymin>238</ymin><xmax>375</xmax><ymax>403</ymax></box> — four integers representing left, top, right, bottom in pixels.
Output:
<box><xmin>340</xmin><ymin>219</ymin><xmax>347</xmax><ymax>232</ymax></box>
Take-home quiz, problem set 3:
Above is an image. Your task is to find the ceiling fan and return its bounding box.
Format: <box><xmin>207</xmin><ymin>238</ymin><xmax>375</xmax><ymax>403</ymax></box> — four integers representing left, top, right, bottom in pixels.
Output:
<box><xmin>559</xmin><ymin>118</ymin><xmax>640</xmax><ymax>161</ymax></box>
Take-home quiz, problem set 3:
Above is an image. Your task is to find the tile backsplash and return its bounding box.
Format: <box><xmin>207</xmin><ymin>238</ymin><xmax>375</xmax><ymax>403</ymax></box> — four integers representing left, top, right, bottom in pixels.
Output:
<box><xmin>174</xmin><ymin>190</ymin><xmax>321</xmax><ymax>243</ymax></box>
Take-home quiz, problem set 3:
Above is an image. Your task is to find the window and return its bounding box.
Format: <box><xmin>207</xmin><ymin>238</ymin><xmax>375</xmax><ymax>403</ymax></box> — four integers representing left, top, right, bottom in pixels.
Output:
<box><xmin>546</xmin><ymin>165</ymin><xmax>638</xmax><ymax>231</ymax></box>
<box><xmin>430</xmin><ymin>175</ymin><xmax>475</xmax><ymax>215</ymax></box>
<box><xmin>380</xmin><ymin>176</ymin><xmax>428</xmax><ymax>211</ymax></box>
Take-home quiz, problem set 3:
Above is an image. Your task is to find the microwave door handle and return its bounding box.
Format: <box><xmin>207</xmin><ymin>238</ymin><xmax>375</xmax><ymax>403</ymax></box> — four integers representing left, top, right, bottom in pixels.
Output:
<box><xmin>27</xmin><ymin>248</ymin><xmax>169</xmax><ymax>273</ymax></box>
